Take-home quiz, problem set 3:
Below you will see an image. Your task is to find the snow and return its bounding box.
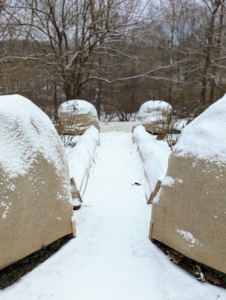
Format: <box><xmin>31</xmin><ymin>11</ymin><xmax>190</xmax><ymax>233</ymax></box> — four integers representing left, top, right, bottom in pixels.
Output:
<box><xmin>0</xmin><ymin>201</ymin><xmax>12</xmax><ymax>219</ymax></box>
<box><xmin>173</xmin><ymin>118</ymin><xmax>190</xmax><ymax>132</ymax></box>
<box><xmin>100</xmin><ymin>121</ymin><xmax>133</xmax><ymax>132</ymax></box>
<box><xmin>162</xmin><ymin>176</ymin><xmax>175</xmax><ymax>186</ymax></box>
<box><xmin>153</xmin><ymin>188</ymin><xmax>162</xmax><ymax>204</ymax></box>
<box><xmin>134</xmin><ymin>101</ymin><xmax>172</xmax><ymax>134</ymax></box>
<box><xmin>0</xmin><ymin>94</ymin><xmax>65</xmax><ymax>178</ymax></box>
<box><xmin>174</xmin><ymin>94</ymin><xmax>226</xmax><ymax>165</ymax></box>
<box><xmin>66</xmin><ymin>126</ymin><xmax>99</xmax><ymax>198</ymax></box>
<box><xmin>58</xmin><ymin>99</ymin><xmax>97</xmax><ymax>115</ymax></box>
<box><xmin>139</xmin><ymin>100</ymin><xmax>172</xmax><ymax>112</ymax></box>
<box><xmin>177</xmin><ymin>229</ymin><xmax>197</xmax><ymax>245</ymax></box>
<box><xmin>135</xmin><ymin>100</ymin><xmax>172</xmax><ymax>124</ymax></box>
<box><xmin>1</xmin><ymin>124</ymin><xmax>226</xmax><ymax>299</ymax></box>
<box><xmin>133</xmin><ymin>125</ymin><xmax>170</xmax><ymax>199</ymax></box>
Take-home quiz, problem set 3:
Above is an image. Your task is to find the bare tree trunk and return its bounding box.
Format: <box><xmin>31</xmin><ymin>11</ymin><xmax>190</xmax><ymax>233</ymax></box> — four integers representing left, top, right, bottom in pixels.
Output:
<box><xmin>168</xmin><ymin>85</ymin><xmax>172</xmax><ymax>104</ymax></box>
<box><xmin>200</xmin><ymin>0</ymin><xmax>221</xmax><ymax>105</ymax></box>
<box><xmin>96</xmin><ymin>82</ymin><xmax>101</xmax><ymax>117</ymax></box>
<box><xmin>201</xmin><ymin>71</ymin><xmax>208</xmax><ymax>105</ymax></box>
<box><xmin>209</xmin><ymin>1</ymin><xmax>225</xmax><ymax>103</ymax></box>
<box><xmin>54</xmin><ymin>83</ymin><xmax>58</xmax><ymax>120</ymax></box>
<box><xmin>209</xmin><ymin>78</ymin><xmax>215</xmax><ymax>104</ymax></box>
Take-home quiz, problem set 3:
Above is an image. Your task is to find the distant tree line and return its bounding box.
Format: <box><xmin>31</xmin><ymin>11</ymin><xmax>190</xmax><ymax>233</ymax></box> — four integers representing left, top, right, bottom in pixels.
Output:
<box><xmin>1</xmin><ymin>0</ymin><xmax>226</xmax><ymax>120</ymax></box>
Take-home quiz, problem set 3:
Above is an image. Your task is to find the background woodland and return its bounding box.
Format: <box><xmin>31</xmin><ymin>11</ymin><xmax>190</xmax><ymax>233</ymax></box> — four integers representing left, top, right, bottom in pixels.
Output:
<box><xmin>1</xmin><ymin>0</ymin><xmax>226</xmax><ymax>120</ymax></box>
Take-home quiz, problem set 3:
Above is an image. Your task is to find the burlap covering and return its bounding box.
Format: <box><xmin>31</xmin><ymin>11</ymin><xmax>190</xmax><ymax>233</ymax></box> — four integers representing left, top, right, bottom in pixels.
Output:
<box><xmin>135</xmin><ymin>101</ymin><xmax>172</xmax><ymax>134</ymax></box>
<box><xmin>0</xmin><ymin>95</ymin><xmax>73</xmax><ymax>270</ymax></box>
<box><xmin>150</xmin><ymin>153</ymin><xmax>226</xmax><ymax>273</ymax></box>
<box><xmin>58</xmin><ymin>100</ymin><xmax>100</xmax><ymax>135</ymax></box>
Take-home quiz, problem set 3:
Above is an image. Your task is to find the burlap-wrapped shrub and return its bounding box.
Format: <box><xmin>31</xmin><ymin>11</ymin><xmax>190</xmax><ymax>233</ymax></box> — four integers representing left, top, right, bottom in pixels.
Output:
<box><xmin>134</xmin><ymin>100</ymin><xmax>172</xmax><ymax>134</ymax></box>
<box><xmin>58</xmin><ymin>100</ymin><xmax>100</xmax><ymax>135</ymax></box>
<box><xmin>150</xmin><ymin>94</ymin><xmax>226</xmax><ymax>273</ymax></box>
<box><xmin>0</xmin><ymin>95</ymin><xmax>73</xmax><ymax>270</ymax></box>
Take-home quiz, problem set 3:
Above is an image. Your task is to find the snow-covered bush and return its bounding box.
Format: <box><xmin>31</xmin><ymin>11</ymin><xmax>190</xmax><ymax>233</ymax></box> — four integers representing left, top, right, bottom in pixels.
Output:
<box><xmin>58</xmin><ymin>100</ymin><xmax>100</xmax><ymax>136</ymax></box>
<box><xmin>150</xmin><ymin>94</ymin><xmax>226</xmax><ymax>274</ymax></box>
<box><xmin>0</xmin><ymin>95</ymin><xmax>73</xmax><ymax>270</ymax></box>
<box><xmin>134</xmin><ymin>100</ymin><xmax>172</xmax><ymax>134</ymax></box>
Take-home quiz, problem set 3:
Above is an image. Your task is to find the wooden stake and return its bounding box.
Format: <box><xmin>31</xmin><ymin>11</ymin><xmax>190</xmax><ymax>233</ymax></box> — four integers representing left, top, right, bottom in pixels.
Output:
<box><xmin>72</xmin><ymin>220</ymin><xmax>76</xmax><ymax>237</ymax></box>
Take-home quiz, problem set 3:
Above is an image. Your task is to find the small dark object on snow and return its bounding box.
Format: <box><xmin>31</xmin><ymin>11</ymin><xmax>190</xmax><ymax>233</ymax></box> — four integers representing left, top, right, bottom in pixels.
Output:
<box><xmin>73</xmin><ymin>205</ymin><xmax>81</xmax><ymax>211</ymax></box>
<box><xmin>68</xmin><ymin>142</ymin><xmax>77</xmax><ymax>148</ymax></box>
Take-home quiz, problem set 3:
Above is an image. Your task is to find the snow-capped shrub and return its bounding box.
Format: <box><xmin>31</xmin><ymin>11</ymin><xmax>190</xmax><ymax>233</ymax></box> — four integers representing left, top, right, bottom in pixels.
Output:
<box><xmin>134</xmin><ymin>100</ymin><xmax>172</xmax><ymax>134</ymax></box>
<box><xmin>58</xmin><ymin>100</ymin><xmax>100</xmax><ymax>135</ymax></box>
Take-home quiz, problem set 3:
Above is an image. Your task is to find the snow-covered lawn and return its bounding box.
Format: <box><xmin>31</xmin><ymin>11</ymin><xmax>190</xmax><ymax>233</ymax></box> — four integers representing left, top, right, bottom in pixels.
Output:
<box><xmin>1</xmin><ymin>129</ymin><xmax>225</xmax><ymax>299</ymax></box>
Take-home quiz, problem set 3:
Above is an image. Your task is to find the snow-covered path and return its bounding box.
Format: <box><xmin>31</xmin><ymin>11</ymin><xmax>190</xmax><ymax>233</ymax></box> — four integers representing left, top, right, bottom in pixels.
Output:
<box><xmin>1</xmin><ymin>132</ymin><xmax>226</xmax><ymax>299</ymax></box>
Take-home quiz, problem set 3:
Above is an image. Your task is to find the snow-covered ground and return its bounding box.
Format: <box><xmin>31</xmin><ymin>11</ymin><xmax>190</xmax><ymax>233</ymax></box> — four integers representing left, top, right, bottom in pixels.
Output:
<box><xmin>1</xmin><ymin>127</ymin><xmax>226</xmax><ymax>299</ymax></box>
<box><xmin>100</xmin><ymin>121</ymin><xmax>133</xmax><ymax>132</ymax></box>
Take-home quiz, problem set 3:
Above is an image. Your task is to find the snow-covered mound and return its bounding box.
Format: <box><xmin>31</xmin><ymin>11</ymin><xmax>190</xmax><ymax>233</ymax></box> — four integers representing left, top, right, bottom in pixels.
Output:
<box><xmin>150</xmin><ymin>94</ymin><xmax>226</xmax><ymax>274</ymax></box>
<box><xmin>134</xmin><ymin>100</ymin><xmax>172</xmax><ymax>134</ymax></box>
<box><xmin>133</xmin><ymin>125</ymin><xmax>170</xmax><ymax>202</ymax></box>
<box><xmin>66</xmin><ymin>126</ymin><xmax>99</xmax><ymax>201</ymax></box>
<box><xmin>58</xmin><ymin>100</ymin><xmax>100</xmax><ymax>135</ymax></box>
<box><xmin>0</xmin><ymin>95</ymin><xmax>73</xmax><ymax>270</ymax></box>
<box><xmin>174</xmin><ymin>95</ymin><xmax>226</xmax><ymax>165</ymax></box>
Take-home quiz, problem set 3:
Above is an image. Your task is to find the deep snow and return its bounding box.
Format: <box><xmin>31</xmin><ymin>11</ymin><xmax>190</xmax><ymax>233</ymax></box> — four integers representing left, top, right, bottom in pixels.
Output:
<box><xmin>66</xmin><ymin>126</ymin><xmax>99</xmax><ymax>199</ymax></box>
<box><xmin>58</xmin><ymin>99</ymin><xmax>97</xmax><ymax>115</ymax></box>
<box><xmin>174</xmin><ymin>93</ymin><xmax>226</xmax><ymax>165</ymax></box>
<box><xmin>0</xmin><ymin>131</ymin><xmax>225</xmax><ymax>299</ymax></box>
<box><xmin>133</xmin><ymin>125</ymin><xmax>170</xmax><ymax>200</ymax></box>
<box><xmin>0</xmin><ymin>94</ymin><xmax>66</xmax><ymax>179</ymax></box>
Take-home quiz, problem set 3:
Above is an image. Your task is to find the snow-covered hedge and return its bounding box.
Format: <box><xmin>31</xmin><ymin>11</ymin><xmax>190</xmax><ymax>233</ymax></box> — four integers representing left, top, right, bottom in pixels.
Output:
<box><xmin>150</xmin><ymin>94</ymin><xmax>226</xmax><ymax>274</ymax></box>
<box><xmin>66</xmin><ymin>125</ymin><xmax>100</xmax><ymax>201</ymax></box>
<box><xmin>58</xmin><ymin>100</ymin><xmax>100</xmax><ymax>135</ymax></box>
<box><xmin>133</xmin><ymin>125</ymin><xmax>170</xmax><ymax>202</ymax></box>
<box><xmin>0</xmin><ymin>95</ymin><xmax>73</xmax><ymax>270</ymax></box>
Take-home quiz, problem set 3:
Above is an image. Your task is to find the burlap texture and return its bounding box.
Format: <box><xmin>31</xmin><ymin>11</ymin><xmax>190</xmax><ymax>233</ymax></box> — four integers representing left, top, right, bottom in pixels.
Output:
<box><xmin>0</xmin><ymin>153</ymin><xmax>73</xmax><ymax>270</ymax></box>
<box><xmin>150</xmin><ymin>154</ymin><xmax>226</xmax><ymax>273</ymax></box>
<box><xmin>58</xmin><ymin>112</ymin><xmax>100</xmax><ymax>135</ymax></box>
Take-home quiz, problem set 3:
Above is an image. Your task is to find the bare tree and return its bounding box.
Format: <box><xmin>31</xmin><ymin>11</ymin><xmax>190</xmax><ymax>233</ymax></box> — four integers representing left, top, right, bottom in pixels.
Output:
<box><xmin>2</xmin><ymin>0</ymin><xmax>148</xmax><ymax>110</ymax></box>
<box><xmin>199</xmin><ymin>0</ymin><xmax>222</xmax><ymax>104</ymax></box>
<box><xmin>2</xmin><ymin>0</ymin><xmax>226</xmax><ymax>118</ymax></box>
